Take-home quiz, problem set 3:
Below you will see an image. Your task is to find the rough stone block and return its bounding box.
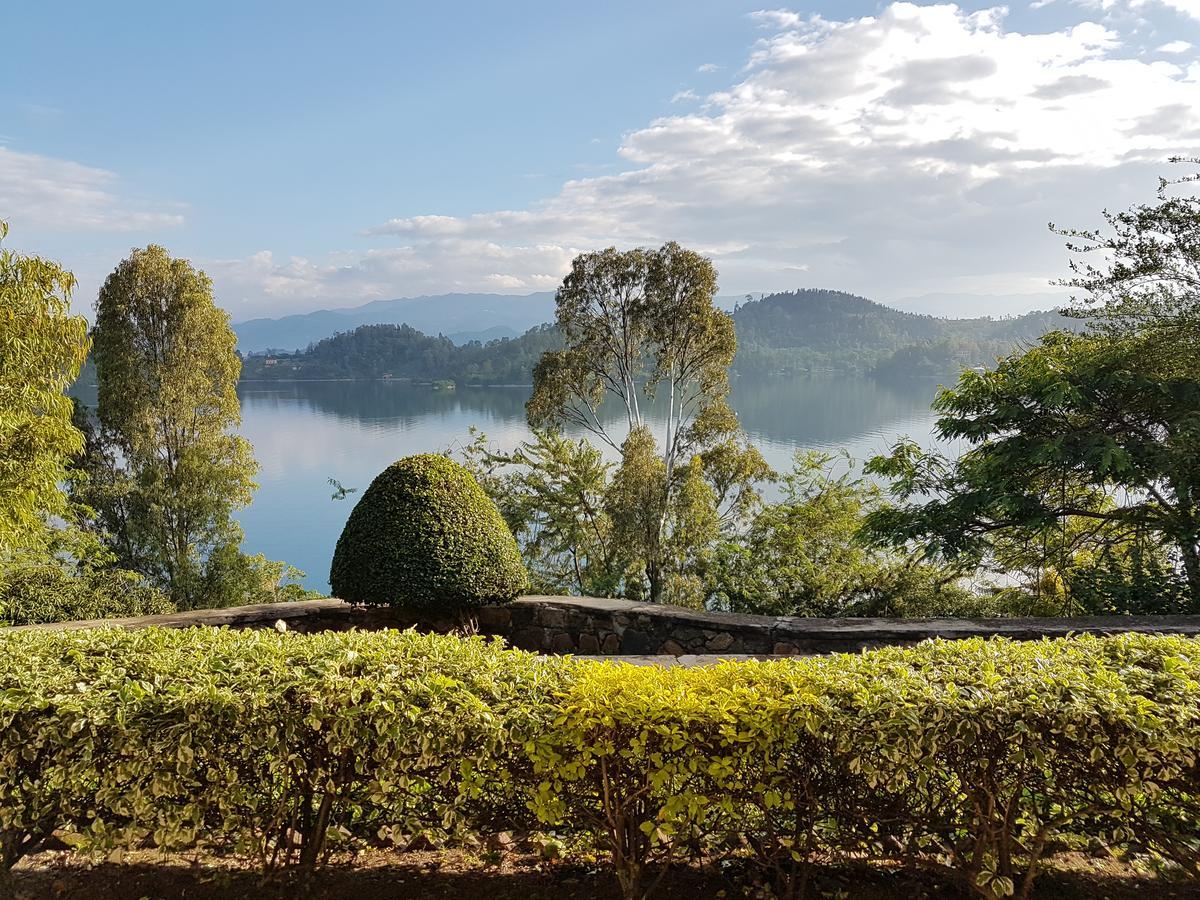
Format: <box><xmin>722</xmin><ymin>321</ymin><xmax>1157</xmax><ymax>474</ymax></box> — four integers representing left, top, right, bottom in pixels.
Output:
<box><xmin>706</xmin><ymin>632</ymin><xmax>735</xmax><ymax>652</ymax></box>
<box><xmin>620</xmin><ymin>629</ymin><xmax>654</xmax><ymax>655</ymax></box>
<box><xmin>509</xmin><ymin>606</ymin><xmax>538</xmax><ymax>628</ymax></box>
<box><xmin>549</xmin><ymin>631</ymin><xmax>575</xmax><ymax>653</ymax></box>
<box><xmin>577</xmin><ymin>633</ymin><xmax>601</xmax><ymax>654</ymax></box>
<box><xmin>476</xmin><ymin>607</ymin><xmax>511</xmax><ymax>630</ymax></box>
<box><xmin>510</xmin><ymin>627</ymin><xmax>546</xmax><ymax>651</ymax></box>
<box><xmin>601</xmin><ymin>633</ymin><xmax>621</xmax><ymax>654</ymax></box>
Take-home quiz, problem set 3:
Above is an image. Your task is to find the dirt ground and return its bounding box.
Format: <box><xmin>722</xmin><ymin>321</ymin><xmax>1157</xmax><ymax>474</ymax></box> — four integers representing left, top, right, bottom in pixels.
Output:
<box><xmin>10</xmin><ymin>847</ymin><xmax>1200</xmax><ymax>899</ymax></box>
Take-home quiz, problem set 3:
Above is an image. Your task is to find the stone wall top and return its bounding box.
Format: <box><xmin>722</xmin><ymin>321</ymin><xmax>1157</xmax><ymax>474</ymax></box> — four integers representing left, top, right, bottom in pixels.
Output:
<box><xmin>9</xmin><ymin>594</ymin><xmax>1200</xmax><ymax>657</ymax></box>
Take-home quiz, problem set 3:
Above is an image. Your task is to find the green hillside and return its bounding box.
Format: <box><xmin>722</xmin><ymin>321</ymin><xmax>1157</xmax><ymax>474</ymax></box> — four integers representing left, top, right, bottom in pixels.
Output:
<box><xmin>732</xmin><ymin>289</ymin><xmax>1072</xmax><ymax>376</ymax></box>
<box><xmin>235</xmin><ymin>290</ymin><xmax>1074</xmax><ymax>384</ymax></box>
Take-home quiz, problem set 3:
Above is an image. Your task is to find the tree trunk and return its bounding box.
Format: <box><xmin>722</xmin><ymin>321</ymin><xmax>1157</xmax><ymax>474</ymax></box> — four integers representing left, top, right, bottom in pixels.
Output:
<box><xmin>646</xmin><ymin>558</ymin><xmax>664</xmax><ymax>605</ymax></box>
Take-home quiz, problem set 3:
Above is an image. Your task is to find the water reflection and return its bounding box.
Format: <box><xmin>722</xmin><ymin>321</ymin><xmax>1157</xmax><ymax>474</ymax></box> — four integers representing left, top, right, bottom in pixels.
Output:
<box><xmin>75</xmin><ymin>376</ymin><xmax>947</xmax><ymax>591</ymax></box>
<box><xmin>232</xmin><ymin>377</ymin><xmax>945</xmax><ymax>590</ymax></box>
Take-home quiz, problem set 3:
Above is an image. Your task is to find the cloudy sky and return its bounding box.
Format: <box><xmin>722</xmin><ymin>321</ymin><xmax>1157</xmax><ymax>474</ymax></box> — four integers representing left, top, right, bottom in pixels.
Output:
<box><xmin>2</xmin><ymin>0</ymin><xmax>1198</xmax><ymax>321</ymax></box>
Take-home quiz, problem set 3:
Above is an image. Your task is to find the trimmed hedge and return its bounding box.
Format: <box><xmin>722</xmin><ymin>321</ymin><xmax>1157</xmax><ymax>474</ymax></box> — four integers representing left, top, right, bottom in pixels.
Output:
<box><xmin>0</xmin><ymin>629</ymin><xmax>1196</xmax><ymax>900</ymax></box>
<box><xmin>0</xmin><ymin>564</ymin><xmax>174</xmax><ymax>626</ymax></box>
<box><xmin>330</xmin><ymin>454</ymin><xmax>528</xmax><ymax>614</ymax></box>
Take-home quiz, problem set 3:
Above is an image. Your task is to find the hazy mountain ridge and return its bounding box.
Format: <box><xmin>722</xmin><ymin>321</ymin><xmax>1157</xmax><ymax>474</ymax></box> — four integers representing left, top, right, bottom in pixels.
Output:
<box><xmin>233</xmin><ymin>291</ymin><xmax>747</xmax><ymax>354</ymax></box>
<box><xmin>233</xmin><ymin>292</ymin><xmax>557</xmax><ymax>354</ymax></box>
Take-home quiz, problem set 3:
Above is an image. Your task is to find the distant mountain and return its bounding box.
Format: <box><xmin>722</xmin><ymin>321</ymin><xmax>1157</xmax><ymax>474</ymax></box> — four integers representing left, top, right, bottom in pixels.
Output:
<box><xmin>240</xmin><ymin>289</ymin><xmax>1078</xmax><ymax>384</ymax></box>
<box><xmin>233</xmin><ymin>292</ymin><xmax>555</xmax><ymax>354</ymax></box>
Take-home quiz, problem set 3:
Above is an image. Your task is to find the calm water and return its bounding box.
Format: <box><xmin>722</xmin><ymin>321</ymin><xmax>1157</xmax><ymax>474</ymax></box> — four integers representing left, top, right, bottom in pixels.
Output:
<box><xmin>228</xmin><ymin>377</ymin><xmax>948</xmax><ymax>591</ymax></box>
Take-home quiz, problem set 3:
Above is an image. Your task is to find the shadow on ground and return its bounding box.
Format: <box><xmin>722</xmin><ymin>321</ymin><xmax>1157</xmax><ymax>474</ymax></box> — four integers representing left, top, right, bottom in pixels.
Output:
<box><xmin>13</xmin><ymin>850</ymin><xmax>1200</xmax><ymax>899</ymax></box>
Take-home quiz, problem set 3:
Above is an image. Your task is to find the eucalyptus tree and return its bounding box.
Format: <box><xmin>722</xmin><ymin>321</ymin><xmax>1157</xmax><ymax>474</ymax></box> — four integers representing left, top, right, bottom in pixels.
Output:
<box><xmin>527</xmin><ymin>242</ymin><xmax>763</xmax><ymax>602</ymax></box>
<box><xmin>0</xmin><ymin>222</ymin><xmax>90</xmax><ymax>556</ymax></box>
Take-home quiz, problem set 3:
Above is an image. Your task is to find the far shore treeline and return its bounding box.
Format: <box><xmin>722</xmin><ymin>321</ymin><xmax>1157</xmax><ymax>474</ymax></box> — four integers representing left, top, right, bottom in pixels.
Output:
<box><xmin>228</xmin><ymin>289</ymin><xmax>1072</xmax><ymax>385</ymax></box>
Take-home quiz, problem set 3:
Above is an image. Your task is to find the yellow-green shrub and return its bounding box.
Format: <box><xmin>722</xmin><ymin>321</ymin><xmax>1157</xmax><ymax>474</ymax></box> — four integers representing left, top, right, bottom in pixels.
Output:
<box><xmin>0</xmin><ymin>628</ymin><xmax>571</xmax><ymax>878</ymax></box>
<box><xmin>527</xmin><ymin>635</ymin><xmax>1200</xmax><ymax>900</ymax></box>
<box><xmin>0</xmin><ymin>628</ymin><xmax>1196</xmax><ymax>900</ymax></box>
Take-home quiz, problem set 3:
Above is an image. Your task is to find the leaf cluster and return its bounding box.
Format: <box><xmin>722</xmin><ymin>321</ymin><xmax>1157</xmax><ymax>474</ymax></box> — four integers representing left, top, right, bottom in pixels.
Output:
<box><xmin>0</xmin><ymin>222</ymin><xmax>90</xmax><ymax>555</ymax></box>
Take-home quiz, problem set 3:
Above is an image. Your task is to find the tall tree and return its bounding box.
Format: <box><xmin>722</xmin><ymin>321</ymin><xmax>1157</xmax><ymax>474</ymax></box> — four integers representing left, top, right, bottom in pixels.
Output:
<box><xmin>527</xmin><ymin>247</ymin><xmax>652</xmax><ymax>439</ymax></box>
<box><xmin>527</xmin><ymin>243</ymin><xmax>758</xmax><ymax>602</ymax></box>
<box><xmin>865</xmin><ymin>330</ymin><xmax>1200</xmax><ymax>611</ymax></box>
<box><xmin>88</xmin><ymin>246</ymin><xmax>258</xmax><ymax>608</ymax></box>
<box><xmin>0</xmin><ymin>222</ymin><xmax>90</xmax><ymax>555</ymax></box>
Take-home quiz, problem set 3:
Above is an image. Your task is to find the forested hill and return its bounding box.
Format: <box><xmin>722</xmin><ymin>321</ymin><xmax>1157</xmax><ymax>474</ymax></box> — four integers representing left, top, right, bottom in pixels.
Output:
<box><xmin>732</xmin><ymin>289</ymin><xmax>1072</xmax><ymax>377</ymax></box>
<box><xmin>239</xmin><ymin>323</ymin><xmax>561</xmax><ymax>384</ymax></box>
<box><xmin>237</xmin><ymin>289</ymin><xmax>1075</xmax><ymax>384</ymax></box>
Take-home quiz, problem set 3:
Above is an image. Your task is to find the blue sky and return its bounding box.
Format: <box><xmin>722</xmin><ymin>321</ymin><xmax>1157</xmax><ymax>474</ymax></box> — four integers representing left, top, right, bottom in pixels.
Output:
<box><xmin>3</xmin><ymin>1</ymin><xmax>1199</xmax><ymax>320</ymax></box>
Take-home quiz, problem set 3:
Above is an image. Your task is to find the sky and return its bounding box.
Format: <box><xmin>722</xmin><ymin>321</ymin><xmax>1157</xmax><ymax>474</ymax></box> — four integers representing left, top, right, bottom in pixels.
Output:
<box><xmin>2</xmin><ymin>0</ymin><xmax>1199</xmax><ymax>322</ymax></box>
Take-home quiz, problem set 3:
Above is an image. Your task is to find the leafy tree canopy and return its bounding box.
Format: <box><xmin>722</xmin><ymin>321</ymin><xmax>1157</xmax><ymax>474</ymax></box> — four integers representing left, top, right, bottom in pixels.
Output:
<box><xmin>866</xmin><ymin>330</ymin><xmax>1200</xmax><ymax>612</ymax></box>
<box><xmin>79</xmin><ymin>246</ymin><xmax>302</xmax><ymax>609</ymax></box>
<box><xmin>1055</xmin><ymin>156</ymin><xmax>1200</xmax><ymax>372</ymax></box>
<box><xmin>0</xmin><ymin>222</ymin><xmax>90</xmax><ymax>556</ymax></box>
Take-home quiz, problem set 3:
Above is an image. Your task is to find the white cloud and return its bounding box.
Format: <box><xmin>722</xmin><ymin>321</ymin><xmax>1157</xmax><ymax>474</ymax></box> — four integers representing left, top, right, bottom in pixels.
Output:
<box><xmin>1152</xmin><ymin>0</ymin><xmax>1200</xmax><ymax>19</ymax></box>
<box><xmin>749</xmin><ymin>9</ymin><xmax>805</xmax><ymax>29</ymax></box>
<box><xmin>671</xmin><ymin>89</ymin><xmax>700</xmax><ymax>103</ymax></box>
<box><xmin>215</xmin><ymin>2</ymin><xmax>1200</xmax><ymax>316</ymax></box>
<box><xmin>1158</xmin><ymin>39</ymin><xmax>1194</xmax><ymax>50</ymax></box>
<box><xmin>1036</xmin><ymin>0</ymin><xmax>1200</xmax><ymax>19</ymax></box>
<box><xmin>0</xmin><ymin>146</ymin><xmax>183</xmax><ymax>232</ymax></box>
<box><xmin>698</xmin><ymin>62</ymin><xmax>722</xmax><ymax>72</ymax></box>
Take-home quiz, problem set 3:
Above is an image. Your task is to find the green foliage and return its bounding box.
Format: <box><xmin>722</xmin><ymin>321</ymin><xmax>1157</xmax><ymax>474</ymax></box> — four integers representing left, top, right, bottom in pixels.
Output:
<box><xmin>462</xmin><ymin>428</ymin><xmax>623</xmax><ymax>597</ymax></box>
<box><xmin>330</xmin><ymin>454</ymin><xmax>528</xmax><ymax>613</ymax></box>
<box><xmin>0</xmin><ymin>629</ymin><xmax>1195</xmax><ymax>899</ymax></box>
<box><xmin>528</xmin><ymin>244</ymin><xmax>757</xmax><ymax>602</ymax></box>
<box><xmin>0</xmin><ymin>563</ymin><xmax>173</xmax><ymax>626</ymax></box>
<box><xmin>82</xmin><ymin>246</ymin><xmax>286</xmax><ymax>610</ymax></box>
<box><xmin>0</xmin><ymin>222</ymin><xmax>90</xmax><ymax>555</ymax></box>
<box><xmin>709</xmin><ymin>452</ymin><xmax>970</xmax><ymax>617</ymax></box>
<box><xmin>530</xmin><ymin>635</ymin><xmax>1200</xmax><ymax>900</ymax></box>
<box><xmin>199</xmin><ymin>544</ymin><xmax>321</xmax><ymax>608</ymax></box>
<box><xmin>866</xmin><ymin>329</ymin><xmax>1200</xmax><ymax>612</ymax></box>
<box><xmin>462</xmin><ymin>428</ymin><xmax>769</xmax><ymax>607</ymax></box>
<box><xmin>0</xmin><ymin>628</ymin><xmax>568</xmax><ymax>879</ymax></box>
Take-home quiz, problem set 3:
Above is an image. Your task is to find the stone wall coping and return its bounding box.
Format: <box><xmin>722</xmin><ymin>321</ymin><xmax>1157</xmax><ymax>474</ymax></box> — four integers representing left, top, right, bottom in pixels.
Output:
<box><xmin>9</xmin><ymin>595</ymin><xmax>1200</xmax><ymax>644</ymax></box>
<box><xmin>520</xmin><ymin>595</ymin><xmax>1200</xmax><ymax>637</ymax></box>
<box><xmin>2</xmin><ymin>598</ymin><xmax>353</xmax><ymax>633</ymax></box>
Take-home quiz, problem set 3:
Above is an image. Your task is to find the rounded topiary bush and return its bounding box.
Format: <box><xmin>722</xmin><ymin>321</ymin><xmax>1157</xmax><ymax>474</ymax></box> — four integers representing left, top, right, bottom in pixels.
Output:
<box><xmin>330</xmin><ymin>454</ymin><xmax>528</xmax><ymax>613</ymax></box>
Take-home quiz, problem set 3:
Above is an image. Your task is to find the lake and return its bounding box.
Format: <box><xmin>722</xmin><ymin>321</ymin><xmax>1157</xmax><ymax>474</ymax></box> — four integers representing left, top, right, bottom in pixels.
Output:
<box><xmin>227</xmin><ymin>376</ymin><xmax>949</xmax><ymax>591</ymax></box>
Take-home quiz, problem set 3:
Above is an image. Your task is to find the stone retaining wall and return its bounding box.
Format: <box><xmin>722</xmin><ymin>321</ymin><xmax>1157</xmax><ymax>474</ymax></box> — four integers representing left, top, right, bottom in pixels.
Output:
<box><xmin>13</xmin><ymin>595</ymin><xmax>1200</xmax><ymax>657</ymax></box>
